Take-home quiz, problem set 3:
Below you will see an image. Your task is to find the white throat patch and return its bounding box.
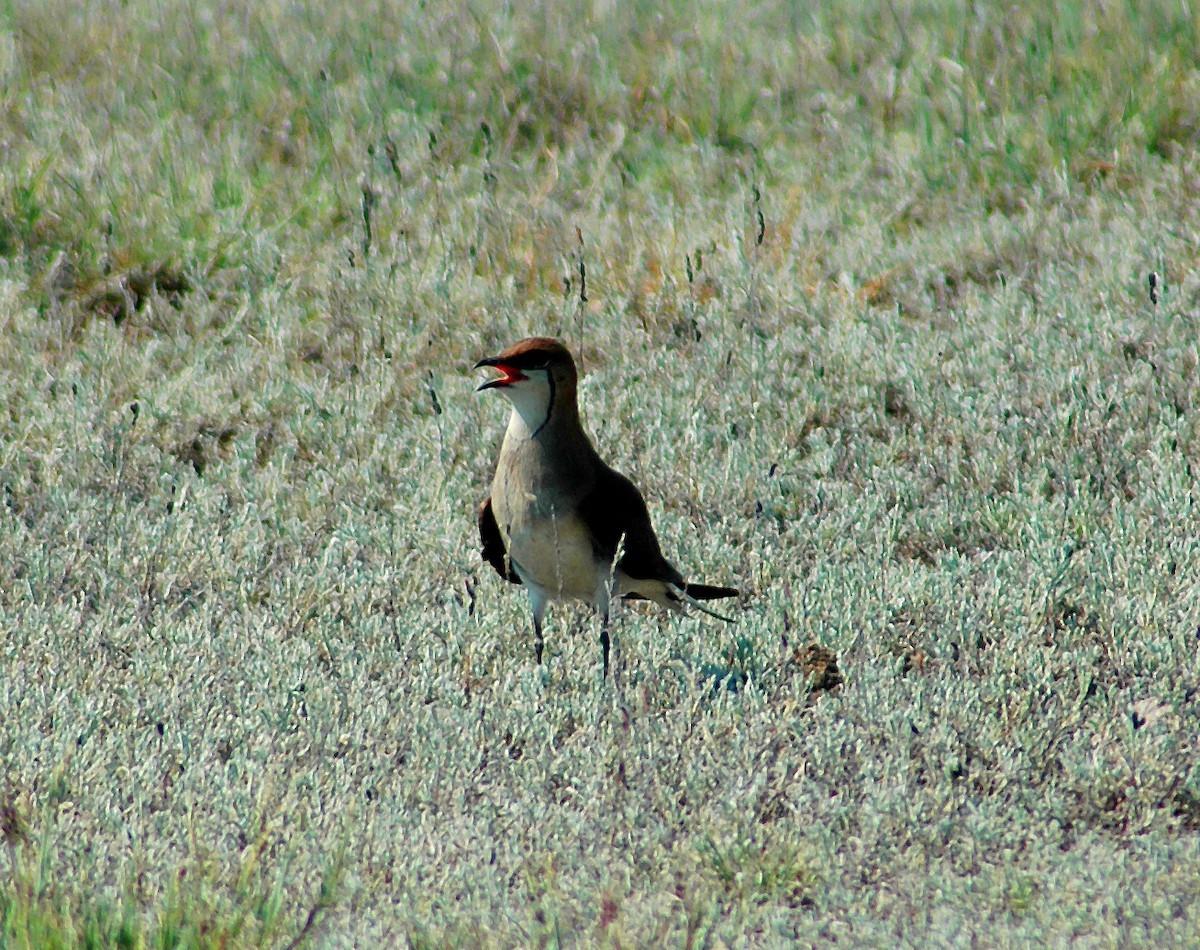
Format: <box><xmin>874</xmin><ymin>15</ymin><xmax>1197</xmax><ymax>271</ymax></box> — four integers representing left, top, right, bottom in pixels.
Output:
<box><xmin>501</xmin><ymin>370</ymin><xmax>553</xmax><ymax>435</ymax></box>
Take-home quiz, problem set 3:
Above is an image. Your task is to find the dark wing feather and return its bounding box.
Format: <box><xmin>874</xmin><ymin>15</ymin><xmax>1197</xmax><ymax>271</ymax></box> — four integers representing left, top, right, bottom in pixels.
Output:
<box><xmin>623</xmin><ymin>584</ymin><xmax>738</xmax><ymax>606</ymax></box>
<box><xmin>576</xmin><ymin>465</ymin><xmax>685</xmax><ymax>586</ymax></box>
<box><xmin>477</xmin><ymin>497</ymin><xmax>521</xmax><ymax>584</ymax></box>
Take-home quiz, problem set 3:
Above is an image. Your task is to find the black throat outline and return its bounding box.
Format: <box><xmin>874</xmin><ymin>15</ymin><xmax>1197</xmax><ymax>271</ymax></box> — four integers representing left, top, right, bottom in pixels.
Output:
<box><xmin>530</xmin><ymin>371</ymin><xmax>554</xmax><ymax>438</ymax></box>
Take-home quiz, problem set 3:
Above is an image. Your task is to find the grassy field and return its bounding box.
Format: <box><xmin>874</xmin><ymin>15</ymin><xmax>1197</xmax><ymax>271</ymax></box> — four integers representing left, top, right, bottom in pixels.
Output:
<box><xmin>3</xmin><ymin>0</ymin><xmax>1200</xmax><ymax>944</ymax></box>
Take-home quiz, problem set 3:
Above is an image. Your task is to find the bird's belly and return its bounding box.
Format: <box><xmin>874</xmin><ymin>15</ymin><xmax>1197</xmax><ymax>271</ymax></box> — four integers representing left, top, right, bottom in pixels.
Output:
<box><xmin>499</xmin><ymin>508</ymin><xmax>603</xmax><ymax>603</ymax></box>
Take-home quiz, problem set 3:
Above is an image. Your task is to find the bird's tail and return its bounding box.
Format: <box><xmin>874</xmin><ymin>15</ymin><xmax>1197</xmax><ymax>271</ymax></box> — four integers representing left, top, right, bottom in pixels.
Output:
<box><xmin>672</xmin><ymin>583</ymin><xmax>739</xmax><ymax>622</ymax></box>
<box><xmin>622</xmin><ymin>581</ymin><xmax>740</xmax><ymax>621</ymax></box>
<box><xmin>684</xmin><ymin>583</ymin><xmax>739</xmax><ymax>601</ymax></box>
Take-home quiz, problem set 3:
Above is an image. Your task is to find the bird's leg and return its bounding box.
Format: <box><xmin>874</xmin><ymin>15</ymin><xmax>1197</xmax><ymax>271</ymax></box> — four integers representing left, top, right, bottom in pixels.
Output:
<box><xmin>600</xmin><ymin>609</ymin><xmax>611</xmax><ymax>679</ymax></box>
<box><xmin>597</xmin><ymin>536</ymin><xmax>632</xmax><ymax>680</ymax></box>
<box><xmin>529</xmin><ymin>589</ymin><xmax>548</xmax><ymax>666</ymax></box>
<box><xmin>595</xmin><ymin>570</ymin><xmax>616</xmax><ymax>680</ymax></box>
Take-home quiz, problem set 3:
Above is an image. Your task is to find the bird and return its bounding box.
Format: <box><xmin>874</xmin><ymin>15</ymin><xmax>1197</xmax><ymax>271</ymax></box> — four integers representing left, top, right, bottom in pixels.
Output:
<box><xmin>474</xmin><ymin>336</ymin><xmax>738</xmax><ymax>676</ymax></box>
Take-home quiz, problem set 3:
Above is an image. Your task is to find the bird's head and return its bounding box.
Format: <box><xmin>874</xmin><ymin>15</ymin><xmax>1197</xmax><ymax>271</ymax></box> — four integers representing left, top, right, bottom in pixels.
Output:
<box><xmin>474</xmin><ymin>337</ymin><xmax>578</xmax><ymax>427</ymax></box>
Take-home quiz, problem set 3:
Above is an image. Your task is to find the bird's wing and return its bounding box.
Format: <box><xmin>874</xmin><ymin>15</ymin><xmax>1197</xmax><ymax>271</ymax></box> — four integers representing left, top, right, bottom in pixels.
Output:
<box><xmin>576</xmin><ymin>464</ymin><xmax>685</xmax><ymax>586</ymax></box>
<box><xmin>477</xmin><ymin>496</ymin><xmax>521</xmax><ymax>584</ymax></box>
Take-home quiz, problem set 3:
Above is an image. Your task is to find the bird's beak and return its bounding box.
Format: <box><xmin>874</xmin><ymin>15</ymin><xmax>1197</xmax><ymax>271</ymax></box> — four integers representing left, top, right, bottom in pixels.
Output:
<box><xmin>474</xmin><ymin>356</ymin><xmax>527</xmax><ymax>391</ymax></box>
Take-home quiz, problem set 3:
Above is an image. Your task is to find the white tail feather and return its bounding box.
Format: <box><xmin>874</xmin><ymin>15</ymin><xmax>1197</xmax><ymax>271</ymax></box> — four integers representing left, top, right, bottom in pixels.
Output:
<box><xmin>669</xmin><ymin>584</ymin><xmax>737</xmax><ymax>622</ymax></box>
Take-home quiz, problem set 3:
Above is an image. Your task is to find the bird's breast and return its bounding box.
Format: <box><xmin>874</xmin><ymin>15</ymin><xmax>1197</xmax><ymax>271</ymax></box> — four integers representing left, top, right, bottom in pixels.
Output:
<box><xmin>491</xmin><ymin>461</ymin><xmax>602</xmax><ymax>603</ymax></box>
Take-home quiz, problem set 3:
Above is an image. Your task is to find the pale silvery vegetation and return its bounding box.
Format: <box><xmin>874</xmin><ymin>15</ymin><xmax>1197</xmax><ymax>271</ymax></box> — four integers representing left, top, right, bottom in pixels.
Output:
<box><xmin>2</xmin><ymin>0</ymin><xmax>1199</xmax><ymax>945</ymax></box>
